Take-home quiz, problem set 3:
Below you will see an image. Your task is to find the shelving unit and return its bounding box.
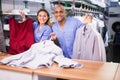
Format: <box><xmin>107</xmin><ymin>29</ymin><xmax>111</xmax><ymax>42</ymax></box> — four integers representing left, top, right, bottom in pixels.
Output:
<box><xmin>50</xmin><ymin>0</ymin><xmax>103</xmax><ymax>16</ymax></box>
<box><xmin>0</xmin><ymin>0</ymin><xmax>45</xmax><ymax>52</ymax></box>
<box><xmin>1</xmin><ymin>13</ymin><xmax>37</xmax><ymax>52</ymax></box>
<box><xmin>0</xmin><ymin>0</ymin><xmax>6</xmax><ymax>52</ymax></box>
<box><xmin>0</xmin><ymin>20</ymin><xmax>6</xmax><ymax>52</ymax></box>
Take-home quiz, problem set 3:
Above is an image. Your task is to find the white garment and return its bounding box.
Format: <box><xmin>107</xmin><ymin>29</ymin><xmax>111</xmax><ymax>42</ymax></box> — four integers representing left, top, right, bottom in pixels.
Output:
<box><xmin>72</xmin><ymin>23</ymin><xmax>106</xmax><ymax>62</ymax></box>
<box><xmin>0</xmin><ymin>40</ymin><xmax>83</xmax><ymax>69</ymax></box>
<box><xmin>74</xmin><ymin>16</ymin><xmax>84</xmax><ymax>22</ymax></box>
<box><xmin>93</xmin><ymin>17</ymin><xmax>105</xmax><ymax>35</ymax></box>
<box><xmin>54</xmin><ymin>56</ymin><xmax>83</xmax><ymax>68</ymax></box>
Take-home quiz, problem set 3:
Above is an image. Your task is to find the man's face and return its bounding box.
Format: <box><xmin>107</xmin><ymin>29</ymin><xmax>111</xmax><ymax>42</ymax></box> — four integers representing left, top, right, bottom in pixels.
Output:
<box><xmin>54</xmin><ymin>6</ymin><xmax>66</xmax><ymax>22</ymax></box>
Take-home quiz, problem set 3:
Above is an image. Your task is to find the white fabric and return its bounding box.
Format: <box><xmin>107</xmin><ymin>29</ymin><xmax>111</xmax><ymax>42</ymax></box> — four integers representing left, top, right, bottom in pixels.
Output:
<box><xmin>74</xmin><ymin>16</ymin><xmax>84</xmax><ymax>22</ymax></box>
<box><xmin>0</xmin><ymin>40</ymin><xmax>83</xmax><ymax>69</ymax></box>
<box><xmin>104</xmin><ymin>31</ymin><xmax>109</xmax><ymax>47</ymax></box>
<box><xmin>92</xmin><ymin>18</ymin><xmax>98</xmax><ymax>31</ymax></box>
<box><xmin>72</xmin><ymin>23</ymin><xmax>106</xmax><ymax>62</ymax></box>
<box><xmin>54</xmin><ymin>56</ymin><xmax>83</xmax><ymax>68</ymax></box>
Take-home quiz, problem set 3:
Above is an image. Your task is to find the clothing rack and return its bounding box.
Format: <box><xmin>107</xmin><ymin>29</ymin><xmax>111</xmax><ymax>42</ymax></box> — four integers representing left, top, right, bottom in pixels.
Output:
<box><xmin>50</xmin><ymin>0</ymin><xmax>104</xmax><ymax>16</ymax></box>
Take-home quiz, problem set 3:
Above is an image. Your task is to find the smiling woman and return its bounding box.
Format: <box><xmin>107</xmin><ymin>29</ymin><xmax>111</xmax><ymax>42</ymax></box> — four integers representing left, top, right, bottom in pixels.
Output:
<box><xmin>20</xmin><ymin>9</ymin><xmax>52</xmax><ymax>43</ymax></box>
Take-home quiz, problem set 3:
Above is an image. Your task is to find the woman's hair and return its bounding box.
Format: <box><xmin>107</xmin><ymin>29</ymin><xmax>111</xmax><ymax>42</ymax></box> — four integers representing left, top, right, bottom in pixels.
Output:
<box><xmin>37</xmin><ymin>9</ymin><xmax>52</xmax><ymax>27</ymax></box>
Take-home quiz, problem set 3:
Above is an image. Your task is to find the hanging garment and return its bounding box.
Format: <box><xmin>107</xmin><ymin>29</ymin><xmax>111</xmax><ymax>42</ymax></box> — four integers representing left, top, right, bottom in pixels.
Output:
<box><xmin>0</xmin><ymin>40</ymin><xmax>83</xmax><ymax>69</ymax></box>
<box><xmin>72</xmin><ymin>23</ymin><xmax>106</xmax><ymax>62</ymax></box>
<box><xmin>9</xmin><ymin>18</ymin><xmax>34</xmax><ymax>55</ymax></box>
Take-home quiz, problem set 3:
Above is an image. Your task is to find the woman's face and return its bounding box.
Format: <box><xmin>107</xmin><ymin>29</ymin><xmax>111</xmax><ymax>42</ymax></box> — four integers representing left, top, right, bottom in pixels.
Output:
<box><xmin>37</xmin><ymin>11</ymin><xmax>48</xmax><ymax>25</ymax></box>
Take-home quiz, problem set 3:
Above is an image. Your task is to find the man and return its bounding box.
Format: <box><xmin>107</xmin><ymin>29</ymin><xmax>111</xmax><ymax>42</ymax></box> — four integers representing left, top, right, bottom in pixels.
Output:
<box><xmin>51</xmin><ymin>5</ymin><xmax>83</xmax><ymax>58</ymax></box>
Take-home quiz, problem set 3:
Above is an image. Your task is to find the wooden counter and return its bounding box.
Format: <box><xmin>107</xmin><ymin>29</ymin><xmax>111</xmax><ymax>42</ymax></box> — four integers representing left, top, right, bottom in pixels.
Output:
<box><xmin>0</xmin><ymin>52</ymin><xmax>33</xmax><ymax>74</ymax></box>
<box><xmin>115</xmin><ymin>64</ymin><xmax>120</xmax><ymax>80</ymax></box>
<box><xmin>0</xmin><ymin>52</ymin><xmax>11</xmax><ymax>60</ymax></box>
<box><xmin>0</xmin><ymin>52</ymin><xmax>119</xmax><ymax>80</ymax></box>
<box><xmin>34</xmin><ymin>60</ymin><xmax>119</xmax><ymax>80</ymax></box>
<box><xmin>0</xmin><ymin>52</ymin><xmax>33</xmax><ymax>80</ymax></box>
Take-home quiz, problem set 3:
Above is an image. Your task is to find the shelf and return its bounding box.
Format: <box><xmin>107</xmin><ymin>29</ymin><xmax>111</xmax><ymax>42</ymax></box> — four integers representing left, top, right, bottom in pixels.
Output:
<box><xmin>2</xmin><ymin>12</ymin><xmax>37</xmax><ymax>16</ymax></box>
<box><xmin>23</xmin><ymin>0</ymin><xmax>45</xmax><ymax>3</ymax></box>
<box><xmin>5</xmin><ymin>38</ymin><xmax>10</xmax><ymax>47</ymax></box>
<box><xmin>3</xmin><ymin>24</ymin><xmax>9</xmax><ymax>31</ymax></box>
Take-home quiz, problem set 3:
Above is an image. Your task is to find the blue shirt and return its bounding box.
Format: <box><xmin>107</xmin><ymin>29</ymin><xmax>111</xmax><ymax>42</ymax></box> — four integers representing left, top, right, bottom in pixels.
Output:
<box><xmin>52</xmin><ymin>17</ymin><xmax>83</xmax><ymax>58</ymax></box>
<box><xmin>33</xmin><ymin>22</ymin><xmax>52</xmax><ymax>43</ymax></box>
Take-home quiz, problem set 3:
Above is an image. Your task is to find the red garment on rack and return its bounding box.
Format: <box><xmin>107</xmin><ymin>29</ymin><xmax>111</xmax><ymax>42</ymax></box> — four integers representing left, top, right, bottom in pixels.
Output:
<box><xmin>9</xmin><ymin>18</ymin><xmax>34</xmax><ymax>55</ymax></box>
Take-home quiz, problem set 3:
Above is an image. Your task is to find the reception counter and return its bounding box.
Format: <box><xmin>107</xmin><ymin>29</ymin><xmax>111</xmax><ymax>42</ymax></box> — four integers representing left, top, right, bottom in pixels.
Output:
<box><xmin>0</xmin><ymin>52</ymin><xmax>119</xmax><ymax>80</ymax></box>
<box><xmin>33</xmin><ymin>60</ymin><xmax>119</xmax><ymax>80</ymax></box>
<box><xmin>115</xmin><ymin>64</ymin><xmax>120</xmax><ymax>80</ymax></box>
<box><xmin>0</xmin><ymin>52</ymin><xmax>33</xmax><ymax>80</ymax></box>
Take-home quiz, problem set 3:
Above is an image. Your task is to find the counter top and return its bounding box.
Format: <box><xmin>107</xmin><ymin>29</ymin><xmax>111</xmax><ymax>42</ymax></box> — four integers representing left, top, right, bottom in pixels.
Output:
<box><xmin>0</xmin><ymin>52</ymin><xmax>119</xmax><ymax>80</ymax></box>
<box><xmin>115</xmin><ymin>64</ymin><xmax>120</xmax><ymax>80</ymax></box>
<box><xmin>34</xmin><ymin>60</ymin><xmax>119</xmax><ymax>80</ymax></box>
<box><xmin>0</xmin><ymin>52</ymin><xmax>33</xmax><ymax>74</ymax></box>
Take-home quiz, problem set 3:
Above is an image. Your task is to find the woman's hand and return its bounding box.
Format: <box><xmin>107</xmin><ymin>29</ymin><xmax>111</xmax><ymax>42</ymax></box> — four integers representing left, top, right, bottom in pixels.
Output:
<box><xmin>20</xmin><ymin>11</ymin><xmax>26</xmax><ymax>22</ymax></box>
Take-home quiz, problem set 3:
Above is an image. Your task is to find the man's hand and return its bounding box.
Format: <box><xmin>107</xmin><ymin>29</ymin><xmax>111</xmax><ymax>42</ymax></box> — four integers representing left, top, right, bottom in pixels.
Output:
<box><xmin>50</xmin><ymin>32</ymin><xmax>57</xmax><ymax>40</ymax></box>
<box><xmin>83</xmin><ymin>14</ymin><xmax>93</xmax><ymax>24</ymax></box>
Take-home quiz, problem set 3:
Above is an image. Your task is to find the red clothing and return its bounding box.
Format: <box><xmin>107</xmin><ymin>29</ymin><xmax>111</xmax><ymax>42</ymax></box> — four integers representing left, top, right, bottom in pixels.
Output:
<box><xmin>9</xmin><ymin>18</ymin><xmax>34</xmax><ymax>54</ymax></box>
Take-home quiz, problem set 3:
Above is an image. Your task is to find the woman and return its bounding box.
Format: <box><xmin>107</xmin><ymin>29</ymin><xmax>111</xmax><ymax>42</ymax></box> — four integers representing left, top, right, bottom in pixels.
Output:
<box><xmin>20</xmin><ymin>9</ymin><xmax>52</xmax><ymax>43</ymax></box>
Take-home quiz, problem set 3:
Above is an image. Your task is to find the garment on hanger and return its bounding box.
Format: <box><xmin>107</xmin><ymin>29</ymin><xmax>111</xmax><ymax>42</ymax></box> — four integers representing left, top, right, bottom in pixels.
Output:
<box><xmin>72</xmin><ymin>23</ymin><xmax>106</xmax><ymax>62</ymax></box>
<box><xmin>91</xmin><ymin>16</ymin><xmax>108</xmax><ymax>47</ymax></box>
<box><xmin>9</xmin><ymin>18</ymin><xmax>34</xmax><ymax>55</ymax></box>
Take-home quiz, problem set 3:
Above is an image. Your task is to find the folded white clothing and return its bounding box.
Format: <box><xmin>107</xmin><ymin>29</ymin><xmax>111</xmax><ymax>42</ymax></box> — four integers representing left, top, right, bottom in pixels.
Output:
<box><xmin>53</xmin><ymin>56</ymin><xmax>83</xmax><ymax>68</ymax></box>
<box><xmin>0</xmin><ymin>40</ymin><xmax>83</xmax><ymax>69</ymax></box>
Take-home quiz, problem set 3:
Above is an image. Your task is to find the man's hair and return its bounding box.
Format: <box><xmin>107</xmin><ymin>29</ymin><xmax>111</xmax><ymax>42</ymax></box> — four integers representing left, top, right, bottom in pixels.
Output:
<box><xmin>54</xmin><ymin>5</ymin><xmax>66</xmax><ymax>12</ymax></box>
